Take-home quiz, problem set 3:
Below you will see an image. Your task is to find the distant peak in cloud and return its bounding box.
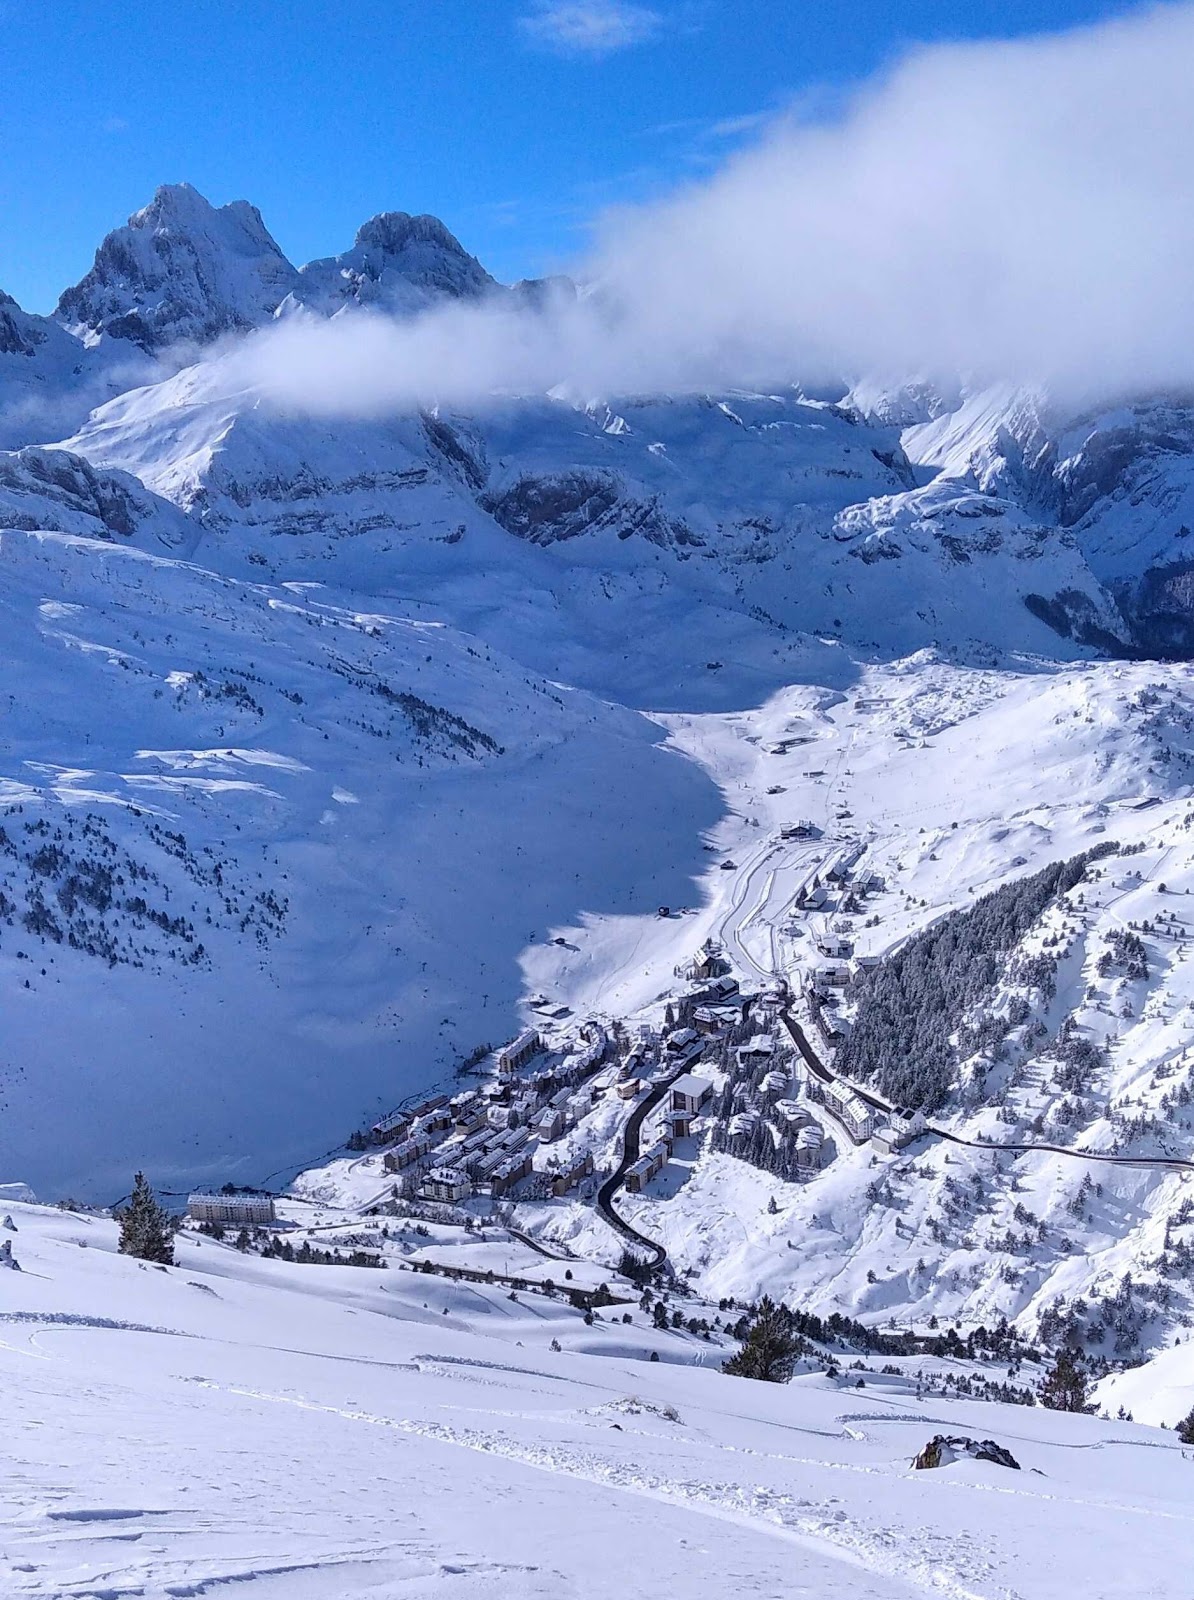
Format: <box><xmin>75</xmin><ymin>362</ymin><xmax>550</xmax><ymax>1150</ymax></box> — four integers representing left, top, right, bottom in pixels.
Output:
<box><xmin>209</xmin><ymin>1</ymin><xmax>1194</xmax><ymax>418</ymax></box>
<box><xmin>520</xmin><ymin>0</ymin><xmax>663</xmax><ymax>57</ymax></box>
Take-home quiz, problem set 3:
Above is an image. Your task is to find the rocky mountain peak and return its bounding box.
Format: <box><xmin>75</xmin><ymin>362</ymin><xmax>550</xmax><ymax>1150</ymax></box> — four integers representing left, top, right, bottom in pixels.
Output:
<box><xmin>55</xmin><ymin>182</ymin><xmax>299</xmax><ymax>353</ymax></box>
<box><xmin>0</xmin><ymin>288</ymin><xmax>46</xmax><ymax>357</ymax></box>
<box><xmin>288</xmin><ymin>209</ymin><xmax>496</xmax><ymax>316</ymax></box>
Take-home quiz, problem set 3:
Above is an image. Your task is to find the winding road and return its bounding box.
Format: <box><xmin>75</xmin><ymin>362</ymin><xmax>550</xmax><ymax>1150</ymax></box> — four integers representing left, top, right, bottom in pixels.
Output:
<box><xmin>595</xmin><ymin>1055</ymin><xmax>705</xmax><ymax>1268</ymax></box>
<box><xmin>782</xmin><ymin>1007</ymin><xmax>1194</xmax><ymax>1175</ymax></box>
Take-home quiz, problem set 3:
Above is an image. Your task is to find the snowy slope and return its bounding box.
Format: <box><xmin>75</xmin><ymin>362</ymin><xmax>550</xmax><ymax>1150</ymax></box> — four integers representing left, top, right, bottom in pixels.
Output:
<box><xmin>56</xmin><ymin>370</ymin><xmax>1122</xmax><ymax>702</ymax></box>
<box><xmin>3</xmin><ymin>1196</ymin><xmax>1193</xmax><ymax>1600</ymax></box>
<box><xmin>0</xmin><ymin>445</ymin><xmax>197</xmax><ymax>549</ymax></box>
<box><xmin>902</xmin><ymin>385</ymin><xmax>1194</xmax><ymax>652</ymax></box>
<box><xmin>0</xmin><ymin>526</ymin><xmax>719</xmax><ymax>1198</ymax></box>
<box><xmin>0</xmin><ymin>290</ymin><xmax>154</xmax><ymax>450</ymax></box>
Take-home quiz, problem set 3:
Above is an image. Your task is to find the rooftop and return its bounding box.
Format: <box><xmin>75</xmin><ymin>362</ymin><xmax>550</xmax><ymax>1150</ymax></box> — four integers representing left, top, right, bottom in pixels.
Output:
<box><xmin>670</xmin><ymin>1072</ymin><xmax>712</xmax><ymax>1100</ymax></box>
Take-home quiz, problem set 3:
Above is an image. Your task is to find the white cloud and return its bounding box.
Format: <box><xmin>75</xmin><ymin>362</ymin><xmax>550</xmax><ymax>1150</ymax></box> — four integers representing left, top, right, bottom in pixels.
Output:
<box><xmin>237</xmin><ymin>2</ymin><xmax>1194</xmax><ymax>415</ymax></box>
<box><xmin>520</xmin><ymin>1</ymin><xmax>663</xmax><ymax>57</ymax></box>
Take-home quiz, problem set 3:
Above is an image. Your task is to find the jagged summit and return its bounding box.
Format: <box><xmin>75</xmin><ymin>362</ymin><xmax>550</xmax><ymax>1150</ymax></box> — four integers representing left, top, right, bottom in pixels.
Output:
<box><xmin>52</xmin><ymin>186</ymin><xmax>505</xmax><ymax>349</ymax></box>
<box><xmin>55</xmin><ymin>182</ymin><xmax>299</xmax><ymax>353</ymax></box>
<box><xmin>287</xmin><ymin>208</ymin><xmax>496</xmax><ymax>316</ymax></box>
<box><xmin>0</xmin><ymin>288</ymin><xmax>47</xmax><ymax>357</ymax></box>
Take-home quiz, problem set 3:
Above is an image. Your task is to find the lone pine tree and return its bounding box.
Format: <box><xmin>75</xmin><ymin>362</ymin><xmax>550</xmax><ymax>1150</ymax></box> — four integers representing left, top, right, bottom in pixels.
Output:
<box><xmin>1039</xmin><ymin>1346</ymin><xmax>1094</xmax><ymax>1413</ymax></box>
<box><xmin>118</xmin><ymin>1172</ymin><xmax>176</xmax><ymax>1266</ymax></box>
<box><xmin>723</xmin><ymin>1297</ymin><xmax>806</xmax><ymax>1383</ymax></box>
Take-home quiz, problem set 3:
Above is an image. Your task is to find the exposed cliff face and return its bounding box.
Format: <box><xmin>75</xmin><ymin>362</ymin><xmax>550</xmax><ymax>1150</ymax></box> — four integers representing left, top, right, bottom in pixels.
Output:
<box><xmin>0</xmin><ymin>446</ymin><xmax>196</xmax><ymax>548</ymax></box>
<box><xmin>0</xmin><ymin>290</ymin><xmax>48</xmax><ymax>358</ymax></box>
<box><xmin>894</xmin><ymin>388</ymin><xmax>1194</xmax><ymax>654</ymax></box>
<box><xmin>287</xmin><ymin>211</ymin><xmax>497</xmax><ymax>317</ymax></box>
<box><xmin>55</xmin><ymin>183</ymin><xmax>300</xmax><ymax>352</ymax></box>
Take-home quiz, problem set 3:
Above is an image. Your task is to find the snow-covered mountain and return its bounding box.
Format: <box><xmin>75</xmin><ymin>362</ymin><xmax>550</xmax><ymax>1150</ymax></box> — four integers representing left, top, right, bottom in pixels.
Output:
<box><xmin>16</xmin><ymin>184</ymin><xmax>1194</xmax><ymax>1407</ymax></box>
<box><xmin>903</xmin><ymin>385</ymin><xmax>1194</xmax><ymax>653</ymax></box>
<box><xmin>287</xmin><ymin>210</ymin><xmax>497</xmax><ymax>317</ymax></box>
<box><xmin>53</xmin><ymin>371</ymin><xmax>1127</xmax><ymax>703</ymax></box>
<box><xmin>50</xmin><ymin>187</ymin><xmax>511</xmax><ymax>357</ymax></box>
<box><xmin>55</xmin><ymin>182</ymin><xmax>299</xmax><ymax>353</ymax></box>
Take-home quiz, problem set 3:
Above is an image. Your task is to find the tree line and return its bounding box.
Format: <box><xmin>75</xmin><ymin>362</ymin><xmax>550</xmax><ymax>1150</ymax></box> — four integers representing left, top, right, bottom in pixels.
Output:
<box><xmin>837</xmin><ymin>846</ymin><xmax>1115</xmax><ymax>1110</ymax></box>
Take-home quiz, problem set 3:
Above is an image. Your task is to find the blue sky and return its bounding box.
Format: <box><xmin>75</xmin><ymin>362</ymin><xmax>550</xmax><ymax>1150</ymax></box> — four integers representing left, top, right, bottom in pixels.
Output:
<box><xmin>2</xmin><ymin>0</ymin><xmax>1127</xmax><ymax>311</ymax></box>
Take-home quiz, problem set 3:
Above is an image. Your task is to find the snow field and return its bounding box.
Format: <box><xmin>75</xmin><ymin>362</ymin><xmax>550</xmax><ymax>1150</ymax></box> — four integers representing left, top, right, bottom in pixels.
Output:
<box><xmin>5</xmin><ymin>1198</ymin><xmax>1194</xmax><ymax>1599</ymax></box>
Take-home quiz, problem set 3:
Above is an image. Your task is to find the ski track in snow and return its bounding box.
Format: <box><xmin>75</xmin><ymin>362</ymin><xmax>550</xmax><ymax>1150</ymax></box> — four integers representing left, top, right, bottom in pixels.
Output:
<box><xmin>12</xmin><ymin>1202</ymin><xmax>1192</xmax><ymax>1598</ymax></box>
<box><xmin>171</xmin><ymin>1375</ymin><xmax>1012</xmax><ymax>1600</ymax></box>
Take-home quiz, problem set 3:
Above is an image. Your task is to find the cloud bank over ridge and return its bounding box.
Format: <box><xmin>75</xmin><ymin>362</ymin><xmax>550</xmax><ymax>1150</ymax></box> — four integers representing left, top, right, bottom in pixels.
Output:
<box><xmin>234</xmin><ymin>3</ymin><xmax>1194</xmax><ymax>415</ymax></box>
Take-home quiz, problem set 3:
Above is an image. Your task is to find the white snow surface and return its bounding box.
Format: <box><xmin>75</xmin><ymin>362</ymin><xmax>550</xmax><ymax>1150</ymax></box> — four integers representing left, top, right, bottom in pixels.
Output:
<box><xmin>3</xmin><ymin>1196</ymin><xmax>1193</xmax><ymax>1600</ymax></box>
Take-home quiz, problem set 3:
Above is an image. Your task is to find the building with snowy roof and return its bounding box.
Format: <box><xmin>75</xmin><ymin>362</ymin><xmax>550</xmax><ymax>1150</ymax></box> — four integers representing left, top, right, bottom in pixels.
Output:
<box><xmin>491</xmin><ymin>1152</ymin><xmax>533</xmax><ymax>1197</ymax></box>
<box><xmin>534</xmin><ymin>1107</ymin><xmax>566</xmax><ymax>1142</ymax></box>
<box><xmin>383</xmin><ymin>1135</ymin><xmax>432</xmax><ymax>1173</ymax></box>
<box><xmin>794</xmin><ymin>1125</ymin><xmax>825</xmax><ymax>1171</ymax></box>
<box><xmin>497</xmin><ymin>1030</ymin><xmax>542</xmax><ymax>1075</ymax></box>
<box><xmin>819</xmin><ymin>1080</ymin><xmax>877</xmax><ymax>1142</ymax></box>
<box><xmin>759</xmin><ymin>1071</ymin><xmax>791</xmax><ymax>1102</ymax></box>
<box><xmin>187</xmin><ymin>1192</ymin><xmax>276</xmax><ymax>1227</ymax></box>
<box><xmin>774</xmin><ymin>1098</ymin><xmax>811</xmax><ymax>1130</ymax></box>
<box><xmin>421</xmin><ymin>1168</ymin><xmax>471</xmax><ymax>1203</ymax></box>
<box><xmin>670</xmin><ymin>1073</ymin><xmax>713</xmax><ymax>1115</ymax></box>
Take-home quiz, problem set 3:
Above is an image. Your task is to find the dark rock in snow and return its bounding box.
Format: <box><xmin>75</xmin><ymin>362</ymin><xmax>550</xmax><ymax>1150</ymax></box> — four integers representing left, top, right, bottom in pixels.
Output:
<box><xmin>913</xmin><ymin>1435</ymin><xmax>1020</xmax><ymax>1471</ymax></box>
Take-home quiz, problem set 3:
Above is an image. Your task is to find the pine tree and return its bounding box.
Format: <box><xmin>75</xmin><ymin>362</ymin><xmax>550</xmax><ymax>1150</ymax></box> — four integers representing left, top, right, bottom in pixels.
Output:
<box><xmin>1038</xmin><ymin>1346</ymin><xmax>1094</xmax><ymax>1412</ymax></box>
<box><xmin>723</xmin><ymin>1297</ymin><xmax>805</xmax><ymax>1383</ymax></box>
<box><xmin>1175</xmin><ymin>1407</ymin><xmax>1194</xmax><ymax>1444</ymax></box>
<box><xmin>117</xmin><ymin>1172</ymin><xmax>175</xmax><ymax>1265</ymax></box>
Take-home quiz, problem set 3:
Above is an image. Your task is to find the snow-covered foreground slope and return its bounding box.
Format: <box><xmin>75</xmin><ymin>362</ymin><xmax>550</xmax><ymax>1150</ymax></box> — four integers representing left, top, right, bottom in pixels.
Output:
<box><xmin>4</xmin><ymin>1197</ymin><xmax>1192</xmax><ymax>1600</ymax></box>
<box><xmin>0</xmin><ymin>528</ymin><xmax>718</xmax><ymax>1198</ymax></box>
